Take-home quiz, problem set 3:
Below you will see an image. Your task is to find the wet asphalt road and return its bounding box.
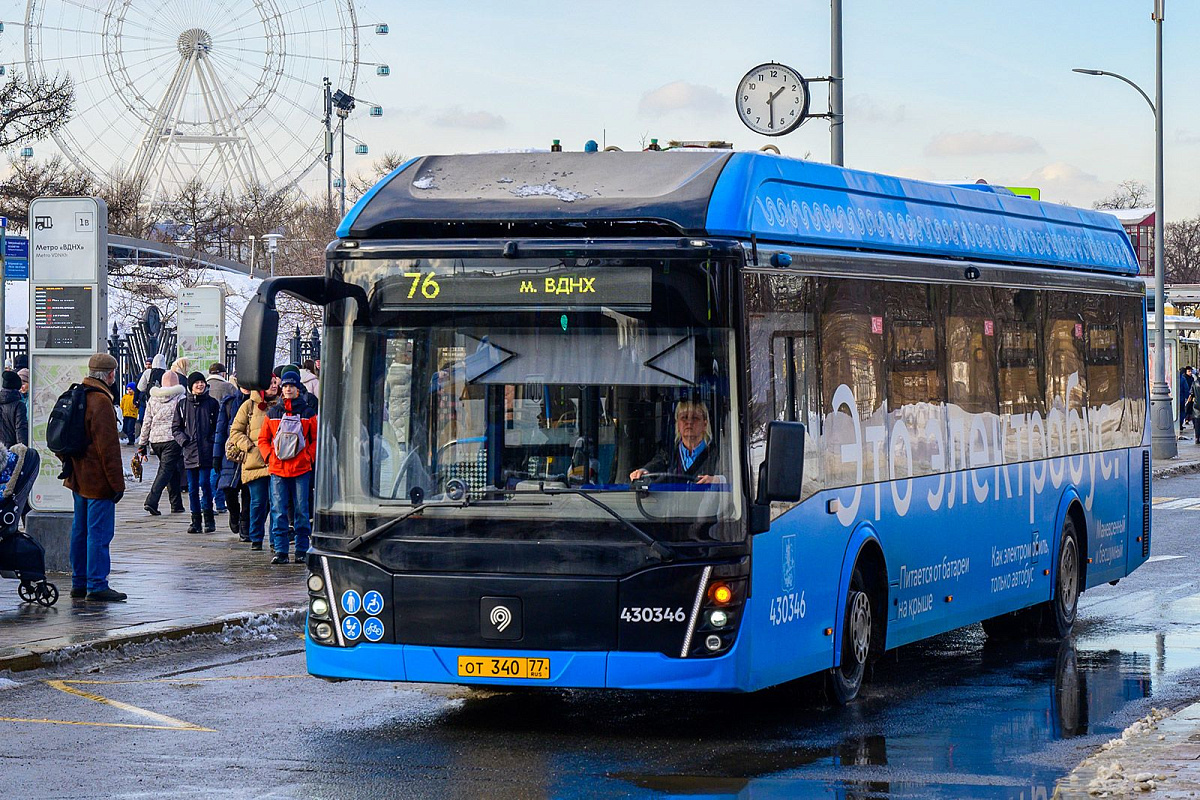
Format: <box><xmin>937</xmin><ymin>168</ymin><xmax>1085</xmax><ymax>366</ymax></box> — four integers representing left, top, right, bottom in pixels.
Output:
<box><xmin>6</xmin><ymin>474</ymin><xmax>1200</xmax><ymax>799</ymax></box>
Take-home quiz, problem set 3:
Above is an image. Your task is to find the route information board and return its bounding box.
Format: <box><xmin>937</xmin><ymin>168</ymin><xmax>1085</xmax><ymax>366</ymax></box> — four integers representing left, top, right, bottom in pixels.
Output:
<box><xmin>33</xmin><ymin>285</ymin><xmax>94</xmax><ymax>349</ymax></box>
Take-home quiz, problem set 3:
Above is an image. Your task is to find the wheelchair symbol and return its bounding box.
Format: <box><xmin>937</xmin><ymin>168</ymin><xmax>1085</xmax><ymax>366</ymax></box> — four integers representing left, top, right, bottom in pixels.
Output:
<box><xmin>363</xmin><ymin>591</ymin><xmax>384</xmax><ymax>616</ymax></box>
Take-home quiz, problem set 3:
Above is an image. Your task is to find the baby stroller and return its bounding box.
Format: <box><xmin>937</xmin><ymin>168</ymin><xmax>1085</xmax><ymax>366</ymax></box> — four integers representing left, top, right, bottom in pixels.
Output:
<box><xmin>0</xmin><ymin>445</ymin><xmax>57</xmax><ymax>607</ymax></box>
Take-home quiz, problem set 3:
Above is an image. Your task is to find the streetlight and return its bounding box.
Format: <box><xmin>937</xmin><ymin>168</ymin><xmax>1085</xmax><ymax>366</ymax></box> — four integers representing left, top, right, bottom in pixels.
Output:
<box><xmin>331</xmin><ymin>89</ymin><xmax>356</xmax><ymax>219</ymax></box>
<box><xmin>263</xmin><ymin>233</ymin><xmax>283</xmax><ymax>278</ymax></box>
<box><xmin>1072</xmin><ymin>1</ymin><xmax>1171</xmax><ymax>459</ymax></box>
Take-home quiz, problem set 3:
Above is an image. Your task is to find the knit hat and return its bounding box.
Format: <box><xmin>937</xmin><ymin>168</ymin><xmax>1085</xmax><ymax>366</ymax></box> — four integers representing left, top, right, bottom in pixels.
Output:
<box><xmin>2</xmin><ymin>371</ymin><xmax>20</xmax><ymax>391</ymax></box>
<box><xmin>162</xmin><ymin>370</ymin><xmax>180</xmax><ymax>388</ymax></box>
<box><xmin>16</xmin><ymin>368</ymin><xmax>28</xmax><ymax>383</ymax></box>
<box><xmin>187</xmin><ymin>371</ymin><xmax>207</xmax><ymax>389</ymax></box>
<box><xmin>125</xmin><ymin>382</ymin><xmax>136</xmax><ymax>390</ymax></box>
<box><xmin>280</xmin><ymin>368</ymin><xmax>302</xmax><ymax>387</ymax></box>
<box><xmin>89</xmin><ymin>353</ymin><xmax>118</xmax><ymax>372</ymax></box>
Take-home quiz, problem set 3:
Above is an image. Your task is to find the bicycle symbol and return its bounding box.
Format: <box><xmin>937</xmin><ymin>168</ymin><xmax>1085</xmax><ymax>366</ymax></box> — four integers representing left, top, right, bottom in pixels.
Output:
<box><xmin>363</xmin><ymin>617</ymin><xmax>385</xmax><ymax>642</ymax></box>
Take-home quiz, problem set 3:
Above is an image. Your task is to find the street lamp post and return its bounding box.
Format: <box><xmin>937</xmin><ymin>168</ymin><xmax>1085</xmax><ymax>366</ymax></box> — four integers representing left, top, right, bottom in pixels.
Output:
<box><xmin>1073</xmin><ymin>1</ymin><xmax>1173</xmax><ymax>459</ymax></box>
<box><xmin>263</xmin><ymin>233</ymin><xmax>283</xmax><ymax>278</ymax></box>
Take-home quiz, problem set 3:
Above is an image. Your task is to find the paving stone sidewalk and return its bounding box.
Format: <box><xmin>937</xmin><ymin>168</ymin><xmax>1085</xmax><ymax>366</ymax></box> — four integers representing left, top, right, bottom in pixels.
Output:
<box><xmin>1154</xmin><ymin>437</ymin><xmax>1200</xmax><ymax>479</ymax></box>
<box><xmin>0</xmin><ymin>449</ymin><xmax>306</xmax><ymax>670</ymax></box>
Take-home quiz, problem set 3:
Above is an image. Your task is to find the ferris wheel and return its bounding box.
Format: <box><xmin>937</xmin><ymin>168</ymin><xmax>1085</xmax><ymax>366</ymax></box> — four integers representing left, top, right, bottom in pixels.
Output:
<box><xmin>20</xmin><ymin>0</ymin><xmax>388</xmax><ymax>206</ymax></box>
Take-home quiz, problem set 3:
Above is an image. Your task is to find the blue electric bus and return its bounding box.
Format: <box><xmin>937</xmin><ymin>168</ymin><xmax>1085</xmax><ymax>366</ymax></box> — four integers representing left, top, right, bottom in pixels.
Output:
<box><xmin>237</xmin><ymin>150</ymin><xmax>1149</xmax><ymax>701</ymax></box>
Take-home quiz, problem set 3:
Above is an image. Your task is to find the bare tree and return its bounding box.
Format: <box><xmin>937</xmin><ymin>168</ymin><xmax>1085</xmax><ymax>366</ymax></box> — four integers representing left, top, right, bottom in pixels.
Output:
<box><xmin>0</xmin><ymin>155</ymin><xmax>93</xmax><ymax>231</ymax></box>
<box><xmin>1093</xmin><ymin>179</ymin><xmax>1151</xmax><ymax>210</ymax></box>
<box><xmin>98</xmin><ymin>174</ymin><xmax>153</xmax><ymax>238</ymax></box>
<box><xmin>1166</xmin><ymin>216</ymin><xmax>1200</xmax><ymax>284</ymax></box>
<box><xmin>0</xmin><ymin>72</ymin><xmax>74</xmax><ymax>148</ymax></box>
<box><xmin>349</xmin><ymin>150</ymin><xmax>406</xmax><ymax>202</ymax></box>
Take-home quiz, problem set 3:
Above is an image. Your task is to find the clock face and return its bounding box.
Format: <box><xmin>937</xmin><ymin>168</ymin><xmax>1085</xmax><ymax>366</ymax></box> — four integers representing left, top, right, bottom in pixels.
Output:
<box><xmin>736</xmin><ymin>63</ymin><xmax>809</xmax><ymax>136</ymax></box>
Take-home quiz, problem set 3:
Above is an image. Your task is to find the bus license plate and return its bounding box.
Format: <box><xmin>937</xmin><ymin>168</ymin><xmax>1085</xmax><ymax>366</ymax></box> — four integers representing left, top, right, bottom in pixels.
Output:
<box><xmin>457</xmin><ymin>656</ymin><xmax>550</xmax><ymax>680</ymax></box>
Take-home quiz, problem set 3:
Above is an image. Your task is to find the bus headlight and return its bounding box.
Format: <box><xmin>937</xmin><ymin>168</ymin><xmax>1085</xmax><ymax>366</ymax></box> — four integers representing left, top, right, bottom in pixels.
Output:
<box><xmin>704</xmin><ymin>635</ymin><xmax>723</xmax><ymax>651</ymax></box>
<box><xmin>311</xmin><ymin>598</ymin><xmax>330</xmax><ymax>617</ymax></box>
<box><xmin>314</xmin><ymin>622</ymin><xmax>333</xmax><ymax>640</ymax></box>
<box><xmin>708</xmin><ymin>609</ymin><xmax>728</xmax><ymax>628</ymax></box>
<box><xmin>307</xmin><ymin>574</ymin><xmax>325</xmax><ymax>593</ymax></box>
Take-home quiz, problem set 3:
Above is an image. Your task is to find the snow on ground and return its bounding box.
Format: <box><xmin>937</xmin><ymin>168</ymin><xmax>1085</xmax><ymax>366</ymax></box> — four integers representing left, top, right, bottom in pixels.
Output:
<box><xmin>4</xmin><ymin>269</ymin><xmax>262</xmax><ymax>343</ymax></box>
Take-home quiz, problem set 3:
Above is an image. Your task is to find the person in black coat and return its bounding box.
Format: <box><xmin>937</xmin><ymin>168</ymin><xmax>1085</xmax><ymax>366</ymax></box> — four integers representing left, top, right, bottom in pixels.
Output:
<box><xmin>214</xmin><ymin>387</ymin><xmax>249</xmax><ymax>540</ymax></box>
<box><xmin>0</xmin><ymin>371</ymin><xmax>28</xmax><ymax>448</ymax></box>
<box><xmin>628</xmin><ymin>400</ymin><xmax>725</xmax><ymax>484</ymax></box>
<box><xmin>173</xmin><ymin>372</ymin><xmax>220</xmax><ymax>533</ymax></box>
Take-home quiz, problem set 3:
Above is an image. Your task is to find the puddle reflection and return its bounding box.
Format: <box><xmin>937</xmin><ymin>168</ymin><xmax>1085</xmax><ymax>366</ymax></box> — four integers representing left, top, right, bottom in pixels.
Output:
<box><xmin>312</xmin><ymin>633</ymin><xmax>1165</xmax><ymax>800</ymax></box>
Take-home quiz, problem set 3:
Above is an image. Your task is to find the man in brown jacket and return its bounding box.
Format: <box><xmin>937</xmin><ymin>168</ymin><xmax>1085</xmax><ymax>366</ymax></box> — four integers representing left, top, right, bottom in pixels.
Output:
<box><xmin>63</xmin><ymin>353</ymin><xmax>127</xmax><ymax>602</ymax></box>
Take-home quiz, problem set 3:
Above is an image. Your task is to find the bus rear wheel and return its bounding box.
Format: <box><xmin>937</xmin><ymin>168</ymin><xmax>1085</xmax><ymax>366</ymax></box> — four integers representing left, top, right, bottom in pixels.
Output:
<box><xmin>827</xmin><ymin>568</ymin><xmax>871</xmax><ymax>705</ymax></box>
<box><xmin>1044</xmin><ymin>517</ymin><xmax>1081</xmax><ymax>638</ymax></box>
<box><xmin>981</xmin><ymin>517</ymin><xmax>1081</xmax><ymax>640</ymax></box>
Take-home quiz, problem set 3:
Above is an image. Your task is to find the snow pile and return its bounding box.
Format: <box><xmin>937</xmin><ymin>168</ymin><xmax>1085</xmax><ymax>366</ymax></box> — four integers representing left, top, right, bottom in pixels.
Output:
<box><xmin>510</xmin><ymin>183</ymin><xmax>589</xmax><ymax>203</ymax></box>
<box><xmin>412</xmin><ymin>175</ymin><xmax>437</xmax><ymax>190</ymax></box>
<box><xmin>1058</xmin><ymin>707</ymin><xmax>1173</xmax><ymax>796</ymax></box>
<box><xmin>35</xmin><ymin>607</ymin><xmax>303</xmax><ymax>671</ymax></box>
<box><xmin>0</xmin><ymin>677</ymin><xmax>21</xmax><ymax>690</ymax></box>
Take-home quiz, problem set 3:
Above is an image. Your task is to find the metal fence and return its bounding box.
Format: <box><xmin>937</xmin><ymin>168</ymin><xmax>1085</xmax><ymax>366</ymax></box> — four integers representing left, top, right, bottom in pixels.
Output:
<box><xmin>3</xmin><ymin>333</ymin><xmax>28</xmax><ymax>370</ymax></box>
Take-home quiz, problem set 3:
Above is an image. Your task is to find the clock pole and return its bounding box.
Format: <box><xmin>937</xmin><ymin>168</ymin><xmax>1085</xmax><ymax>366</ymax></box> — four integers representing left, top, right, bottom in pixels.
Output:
<box><xmin>830</xmin><ymin>0</ymin><xmax>844</xmax><ymax>166</ymax></box>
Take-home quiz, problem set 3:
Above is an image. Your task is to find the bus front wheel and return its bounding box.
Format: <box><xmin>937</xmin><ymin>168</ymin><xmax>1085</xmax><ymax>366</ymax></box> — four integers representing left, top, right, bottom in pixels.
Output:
<box><xmin>827</xmin><ymin>568</ymin><xmax>871</xmax><ymax>705</ymax></box>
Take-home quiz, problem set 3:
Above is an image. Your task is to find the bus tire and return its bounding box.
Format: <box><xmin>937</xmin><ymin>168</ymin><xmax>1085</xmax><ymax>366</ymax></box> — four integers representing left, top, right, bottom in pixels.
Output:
<box><xmin>827</xmin><ymin>567</ymin><xmax>871</xmax><ymax>705</ymax></box>
<box><xmin>1043</xmin><ymin>516</ymin><xmax>1081</xmax><ymax>638</ymax></box>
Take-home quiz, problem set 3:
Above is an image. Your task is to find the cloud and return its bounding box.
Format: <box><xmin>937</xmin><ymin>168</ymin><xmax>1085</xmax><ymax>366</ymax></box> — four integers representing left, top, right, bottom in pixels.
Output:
<box><xmin>925</xmin><ymin>130</ymin><xmax>1044</xmax><ymax>157</ymax></box>
<box><xmin>638</xmin><ymin>81</ymin><xmax>727</xmax><ymax>117</ymax></box>
<box><xmin>1174</xmin><ymin>128</ymin><xmax>1200</xmax><ymax>145</ymax></box>
<box><xmin>1020</xmin><ymin>162</ymin><xmax>1104</xmax><ymax>207</ymax></box>
<box><xmin>846</xmin><ymin>94</ymin><xmax>906</xmax><ymax>125</ymax></box>
<box><xmin>431</xmin><ymin>107</ymin><xmax>507</xmax><ymax>130</ymax></box>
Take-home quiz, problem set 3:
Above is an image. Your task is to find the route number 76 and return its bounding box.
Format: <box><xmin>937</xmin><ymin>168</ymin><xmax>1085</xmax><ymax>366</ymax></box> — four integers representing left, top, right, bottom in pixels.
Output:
<box><xmin>403</xmin><ymin>271</ymin><xmax>441</xmax><ymax>299</ymax></box>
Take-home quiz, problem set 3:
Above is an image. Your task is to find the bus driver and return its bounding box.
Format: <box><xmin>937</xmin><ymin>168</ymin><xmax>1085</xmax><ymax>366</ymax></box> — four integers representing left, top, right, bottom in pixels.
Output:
<box><xmin>629</xmin><ymin>399</ymin><xmax>725</xmax><ymax>485</ymax></box>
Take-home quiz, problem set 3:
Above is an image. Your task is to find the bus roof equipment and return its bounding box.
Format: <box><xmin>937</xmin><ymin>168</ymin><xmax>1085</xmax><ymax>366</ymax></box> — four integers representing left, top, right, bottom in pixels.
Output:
<box><xmin>338</xmin><ymin>151</ymin><xmax>1139</xmax><ymax>276</ymax></box>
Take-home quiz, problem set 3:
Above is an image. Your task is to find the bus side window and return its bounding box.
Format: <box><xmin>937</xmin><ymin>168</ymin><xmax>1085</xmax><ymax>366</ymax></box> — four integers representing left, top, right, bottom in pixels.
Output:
<box><xmin>945</xmin><ymin>285</ymin><xmax>999</xmax><ymax>471</ymax></box>
<box><xmin>820</xmin><ymin>278</ymin><xmax>886</xmax><ymax>490</ymax></box>
<box><xmin>993</xmin><ymin>288</ymin><xmax>1046</xmax><ymax>463</ymax></box>
<box><xmin>1120</xmin><ymin>296</ymin><xmax>1147</xmax><ymax>446</ymax></box>
<box><xmin>1044</xmin><ymin>291</ymin><xmax>1089</xmax><ymax>457</ymax></box>
<box><xmin>884</xmin><ymin>282</ymin><xmax>944</xmax><ymax>478</ymax></box>
<box><xmin>746</xmin><ymin>272</ymin><xmax>822</xmax><ymax>505</ymax></box>
<box><xmin>1083</xmin><ymin>294</ymin><xmax>1122</xmax><ymax>448</ymax></box>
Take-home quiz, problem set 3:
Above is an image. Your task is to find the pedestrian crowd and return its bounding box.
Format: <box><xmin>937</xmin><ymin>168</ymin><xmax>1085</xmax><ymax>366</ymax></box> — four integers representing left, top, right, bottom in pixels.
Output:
<box><xmin>51</xmin><ymin>352</ymin><xmax>320</xmax><ymax>602</ymax></box>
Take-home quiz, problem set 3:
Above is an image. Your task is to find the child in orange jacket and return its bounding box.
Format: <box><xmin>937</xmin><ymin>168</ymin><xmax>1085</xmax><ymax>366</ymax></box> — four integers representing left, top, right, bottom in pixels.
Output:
<box><xmin>258</xmin><ymin>369</ymin><xmax>318</xmax><ymax>564</ymax></box>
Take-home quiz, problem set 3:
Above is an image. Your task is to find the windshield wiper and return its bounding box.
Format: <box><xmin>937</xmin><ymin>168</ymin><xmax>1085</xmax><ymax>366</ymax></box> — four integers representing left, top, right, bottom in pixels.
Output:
<box><xmin>345</xmin><ymin>496</ymin><xmax>551</xmax><ymax>552</ymax></box>
<box><xmin>530</xmin><ymin>483</ymin><xmax>677</xmax><ymax>561</ymax></box>
<box><xmin>346</xmin><ymin>500</ymin><xmax>467</xmax><ymax>552</ymax></box>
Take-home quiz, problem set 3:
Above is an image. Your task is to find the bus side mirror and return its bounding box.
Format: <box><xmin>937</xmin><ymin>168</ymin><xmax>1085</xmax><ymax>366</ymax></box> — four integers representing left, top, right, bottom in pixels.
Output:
<box><xmin>237</xmin><ymin>295</ymin><xmax>279</xmax><ymax>391</ymax></box>
<box><xmin>759</xmin><ymin>421</ymin><xmax>806</xmax><ymax>504</ymax></box>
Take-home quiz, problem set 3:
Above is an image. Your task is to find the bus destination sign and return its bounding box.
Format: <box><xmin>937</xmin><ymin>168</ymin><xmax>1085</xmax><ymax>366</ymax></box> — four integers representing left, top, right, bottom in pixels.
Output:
<box><xmin>381</xmin><ymin>266</ymin><xmax>652</xmax><ymax>309</ymax></box>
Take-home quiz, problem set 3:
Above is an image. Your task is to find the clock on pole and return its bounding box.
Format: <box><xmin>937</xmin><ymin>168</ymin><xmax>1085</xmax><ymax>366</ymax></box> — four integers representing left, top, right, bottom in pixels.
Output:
<box><xmin>736</xmin><ymin>62</ymin><xmax>810</xmax><ymax>136</ymax></box>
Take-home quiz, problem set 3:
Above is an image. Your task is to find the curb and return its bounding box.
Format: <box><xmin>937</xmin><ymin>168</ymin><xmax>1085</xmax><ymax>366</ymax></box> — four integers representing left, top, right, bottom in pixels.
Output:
<box><xmin>1153</xmin><ymin>460</ymin><xmax>1200</xmax><ymax>480</ymax></box>
<box><xmin>0</xmin><ymin>606</ymin><xmax>304</xmax><ymax>674</ymax></box>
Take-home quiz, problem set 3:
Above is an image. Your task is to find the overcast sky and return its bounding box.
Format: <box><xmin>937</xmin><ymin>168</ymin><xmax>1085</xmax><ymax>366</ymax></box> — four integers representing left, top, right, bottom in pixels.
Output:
<box><xmin>6</xmin><ymin>1</ymin><xmax>1198</xmax><ymax>219</ymax></box>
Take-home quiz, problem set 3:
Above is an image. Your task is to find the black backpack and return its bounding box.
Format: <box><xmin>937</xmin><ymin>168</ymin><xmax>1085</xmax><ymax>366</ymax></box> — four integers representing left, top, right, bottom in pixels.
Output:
<box><xmin>46</xmin><ymin>384</ymin><xmax>99</xmax><ymax>457</ymax></box>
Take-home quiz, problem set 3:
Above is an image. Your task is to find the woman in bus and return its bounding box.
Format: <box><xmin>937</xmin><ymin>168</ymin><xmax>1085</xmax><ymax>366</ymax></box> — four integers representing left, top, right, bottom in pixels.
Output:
<box><xmin>629</xmin><ymin>399</ymin><xmax>725</xmax><ymax>484</ymax></box>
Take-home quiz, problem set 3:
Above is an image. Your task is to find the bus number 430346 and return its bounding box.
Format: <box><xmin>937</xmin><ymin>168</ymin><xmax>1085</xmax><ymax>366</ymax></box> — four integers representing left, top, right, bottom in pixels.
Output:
<box><xmin>620</xmin><ymin>607</ymin><xmax>686</xmax><ymax>623</ymax></box>
<box><xmin>769</xmin><ymin>592</ymin><xmax>805</xmax><ymax>626</ymax></box>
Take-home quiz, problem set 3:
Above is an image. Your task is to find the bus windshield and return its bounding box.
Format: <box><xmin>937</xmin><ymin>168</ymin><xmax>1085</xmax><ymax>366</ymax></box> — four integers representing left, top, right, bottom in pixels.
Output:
<box><xmin>317</xmin><ymin>255</ymin><xmax>744</xmax><ymax>548</ymax></box>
